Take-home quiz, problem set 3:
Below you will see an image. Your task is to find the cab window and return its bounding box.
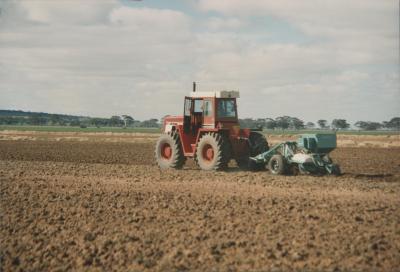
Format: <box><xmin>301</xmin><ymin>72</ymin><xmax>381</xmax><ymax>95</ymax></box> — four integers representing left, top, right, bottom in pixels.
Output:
<box><xmin>217</xmin><ymin>99</ymin><xmax>236</xmax><ymax>118</ymax></box>
<box><xmin>184</xmin><ymin>98</ymin><xmax>192</xmax><ymax>116</ymax></box>
<box><xmin>194</xmin><ymin>100</ymin><xmax>203</xmax><ymax>113</ymax></box>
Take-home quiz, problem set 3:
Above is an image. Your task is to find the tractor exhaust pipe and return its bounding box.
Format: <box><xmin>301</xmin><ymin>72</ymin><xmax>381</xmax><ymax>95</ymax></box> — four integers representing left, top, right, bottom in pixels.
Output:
<box><xmin>193</xmin><ymin>81</ymin><xmax>196</xmax><ymax>92</ymax></box>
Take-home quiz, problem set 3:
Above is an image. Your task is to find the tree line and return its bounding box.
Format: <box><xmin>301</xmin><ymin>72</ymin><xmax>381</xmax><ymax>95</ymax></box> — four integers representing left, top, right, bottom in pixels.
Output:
<box><xmin>239</xmin><ymin>116</ymin><xmax>400</xmax><ymax>131</ymax></box>
<box><xmin>0</xmin><ymin>110</ymin><xmax>399</xmax><ymax>131</ymax></box>
<box><xmin>0</xmin><ymin>110</ymin><xmax>160</xmax><ymax>128</ymax></box>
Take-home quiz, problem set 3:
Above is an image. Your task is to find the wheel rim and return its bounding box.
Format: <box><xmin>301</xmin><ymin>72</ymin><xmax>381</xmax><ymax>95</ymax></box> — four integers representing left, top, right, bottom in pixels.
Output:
<box><xmin>202</xmin><ymin>144</ymin><xmax>214</xmax><ymax>162</ymax></box>
<box><xmin>271</xmin><ymin>159</ymin><xmax>279</xmax><ymax>172</ymax></box>
<box><xmin>161</xmin><ymin>143</ymin><xmax>172</xmax><ymax>160</ymax></box>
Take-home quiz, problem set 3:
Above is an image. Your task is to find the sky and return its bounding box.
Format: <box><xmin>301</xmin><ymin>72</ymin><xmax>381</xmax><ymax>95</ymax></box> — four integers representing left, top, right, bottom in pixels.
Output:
<box><xmin>0</xmin><ymin>0</ymin><xmax>399</xmax><ymax>123</ymax></box>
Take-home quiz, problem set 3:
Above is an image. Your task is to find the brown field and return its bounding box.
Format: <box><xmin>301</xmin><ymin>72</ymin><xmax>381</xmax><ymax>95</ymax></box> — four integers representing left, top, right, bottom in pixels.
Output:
<box><xmin>1</xmin><ymin>132</ymin><xmax>400</xmax><ymax>271</ymax></box>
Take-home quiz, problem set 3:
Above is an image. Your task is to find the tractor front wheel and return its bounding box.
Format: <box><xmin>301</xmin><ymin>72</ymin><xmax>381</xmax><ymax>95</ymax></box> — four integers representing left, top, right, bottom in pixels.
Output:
<box><xmin>195</xmin><ymin>133</ymin><xmax>229</xmax><ymax>171</ymax></box>
<box><xmin>268</xmin><ymin>154</ymin><xmax>287</xmax><ymax>175</ymax></box>
<box><xmin>155</xmin><ymin>132</ymin><xmax>185</xmax><ymax>169</ymax></box>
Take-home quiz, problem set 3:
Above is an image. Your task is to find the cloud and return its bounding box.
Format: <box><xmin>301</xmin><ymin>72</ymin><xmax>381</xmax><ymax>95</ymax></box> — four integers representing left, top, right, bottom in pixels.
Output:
<box><xmin>198</xmin><ymin>0</ymin><xmax>396</xmax><ymax>30</ymax></box>
<box><xmin>0</xmin><ymin>1</ymin><xmax>195</xmax><ymax>118</ymax></box>
<box><xmin>194</xmin><ymin>0</ymin><xmax>399</xmax><ymax>121</ymax></box>
<box><xmin>204</xmin><ymin>17</ymin><xmax>246</xmax><ymax>31</ymax></box>
<box><xmin>0</xmin><ymin>0</ymin><xmax>398</xmax><ymax>123</ymax></box>
<box><xmin>18</xmin><ymin>0</ymin><xmax>118</xmax><ymax>25</ymax></box>
<box><xmin>110</xmin><ymin>6</ymin><xmax>190</xmax><ymax>28</ymax></box>
<box><xmin>198</xmin><ymin>0</ymin><xmax>398</xmax><ymax>64</ymax></box>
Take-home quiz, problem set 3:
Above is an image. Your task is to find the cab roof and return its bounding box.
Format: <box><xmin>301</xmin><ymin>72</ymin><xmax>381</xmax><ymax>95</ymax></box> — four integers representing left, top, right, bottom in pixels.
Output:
<box><xmin>188</xmin><ymin>90</ymin><xmax>240</xmax><ymax>99</ymax></box>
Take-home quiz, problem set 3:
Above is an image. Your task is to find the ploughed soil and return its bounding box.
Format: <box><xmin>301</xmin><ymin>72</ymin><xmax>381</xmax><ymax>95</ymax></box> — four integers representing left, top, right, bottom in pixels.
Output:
<box><xmin>1</xmin><ymin>139</ymin><xmax>400</xmax><ymax>271</ymax></box>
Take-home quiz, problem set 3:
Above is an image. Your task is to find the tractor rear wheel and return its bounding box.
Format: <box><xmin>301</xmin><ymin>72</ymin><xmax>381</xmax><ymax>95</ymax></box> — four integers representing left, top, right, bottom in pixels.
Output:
<box><xmin>268</xmin><ymin>154</ymin><xmax>287</xmax><ymax>175</ymax></box>
<box><xmin>249</xmin><ymin>131</ymin><xmax>269</xmax><ymax>156</ymax></box>
<box><xmin>222</xmin><ymin>134</ymin><xmax>232</xmax><ymax>165</ymax></box>
<box><xmin>155</xmin><ymin>132</ymin><xmax>185</xmax><ymax>169</ymax></box>
<box><xmin>236</xmin><ymin>132</ymin><xmax>269</xmax><ymax>171</ymax></box>
<box><xmin>195</xmin><ymin>133</ymin><xmax>229</xmax><ymax>171</ymax></box>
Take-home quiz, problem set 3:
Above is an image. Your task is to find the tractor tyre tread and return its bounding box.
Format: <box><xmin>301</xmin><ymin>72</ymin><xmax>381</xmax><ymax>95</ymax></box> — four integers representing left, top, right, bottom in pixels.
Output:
<box><xmin>249</xmin><ymin>131</ymin><xmax>269</xmax><ymax>156</ymax></box>
<box><xmin>220</xmin><ymin>134</ymin><xmax>232</xmax><ymax>166</ymax></box>
<box><xmin>236</xmin><ymin>132</ymin><xmax>269</xmax><ymax>171</ymax></box>
<box><xmin>268</xmin><ymin>154</ymin><xmax>287</xmax><ymax>175</ymax></box>
<box><xmin>195</xmin><ymin>132</ymin><xmax>229</xmax><ymax>171</ymax></box>
<box><xmin>155</xmin><ymin>132</ymin><xmax>185</xmax><ymax>169</ymax></box>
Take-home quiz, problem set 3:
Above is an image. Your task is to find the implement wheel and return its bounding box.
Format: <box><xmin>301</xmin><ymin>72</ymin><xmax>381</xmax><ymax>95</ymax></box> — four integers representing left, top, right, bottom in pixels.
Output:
<box><xmin>330</xmin><ymin>163</ymin><xmax>341</xmax><ymax>176</ymax></box>
<box><xmin>155</xmin><ymin>132</ymin><xmax>185</xmax><ymax>169</ymax></box>
<box><xmin>268</xmin><ymin>154</ymin><xmax>287</xmax><ymax>175</ymax></box>
<box><xmin>195</xmin><ymin>133</ymin><xmax>229</xmax><ymax>171</ymax></box>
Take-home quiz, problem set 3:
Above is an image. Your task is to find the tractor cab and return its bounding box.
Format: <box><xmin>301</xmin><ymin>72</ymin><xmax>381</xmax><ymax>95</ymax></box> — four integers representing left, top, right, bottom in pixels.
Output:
<box><xmin>183</xmin><ymin>90</ymin><xmax>240</xmax><ymax>135</ymax></box>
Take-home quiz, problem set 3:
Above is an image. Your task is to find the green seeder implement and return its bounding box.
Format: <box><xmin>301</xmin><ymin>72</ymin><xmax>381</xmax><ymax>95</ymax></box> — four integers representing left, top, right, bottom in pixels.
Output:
<box><xmin>250</xmin><ymin>133</ymin><xmax>341</xmax><ymax>175</ymax></box>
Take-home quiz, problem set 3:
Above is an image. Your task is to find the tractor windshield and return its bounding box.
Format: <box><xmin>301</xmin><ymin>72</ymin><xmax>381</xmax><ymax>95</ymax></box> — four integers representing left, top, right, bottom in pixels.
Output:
<box><xmin>217</xmin><ymin>99</ymin><xmax>236</xmax><ymax>118</ymax></box>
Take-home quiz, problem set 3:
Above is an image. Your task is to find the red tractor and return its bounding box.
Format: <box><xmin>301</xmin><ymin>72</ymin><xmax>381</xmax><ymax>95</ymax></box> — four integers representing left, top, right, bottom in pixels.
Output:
<box><xmin>155</xmin><ymin>84</ymin><xmax>269</xmax><ymax>171</ymax></box>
